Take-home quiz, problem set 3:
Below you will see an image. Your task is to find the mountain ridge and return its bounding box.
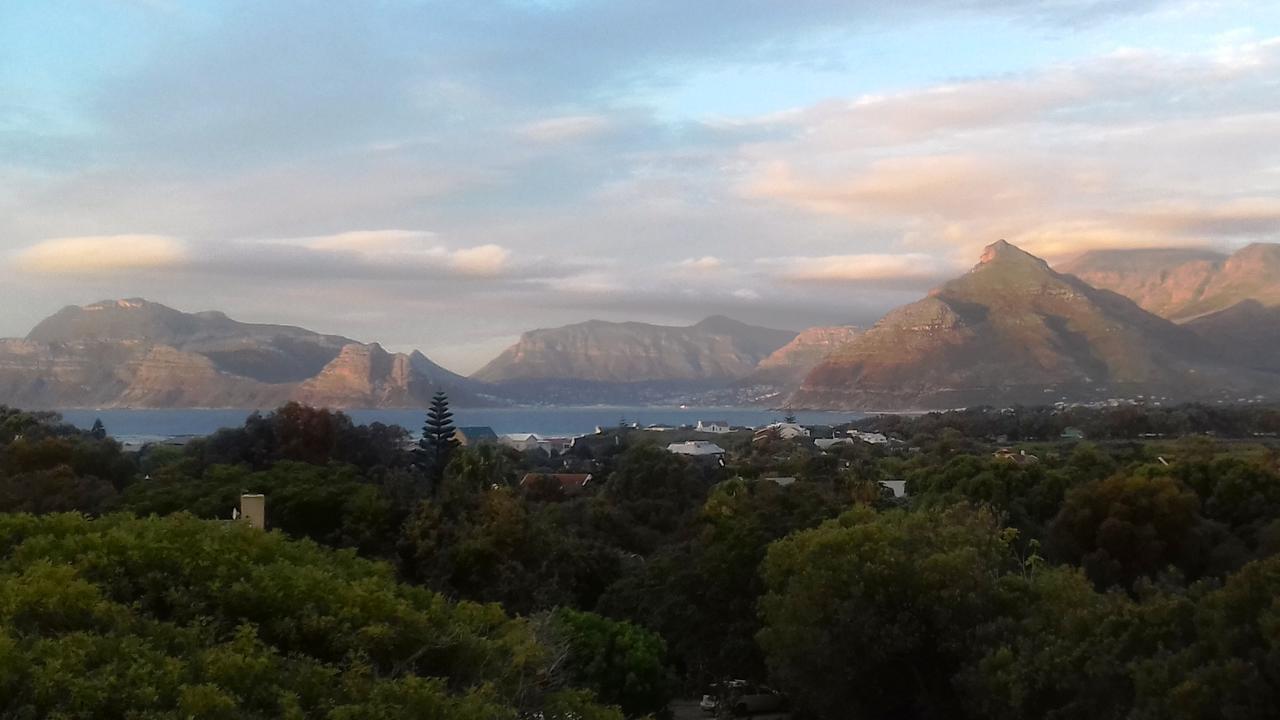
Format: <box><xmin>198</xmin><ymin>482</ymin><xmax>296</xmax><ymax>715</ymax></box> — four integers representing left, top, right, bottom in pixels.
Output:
<box><xmin>788</xmin><ymin>240</ymin><xmax>1272</xmax><ymax>410</ymax></box>
<box><xmin>1061</xmin><ymin>243</ymin><xmax>1280</xmax><ymax>321</ymax></box>
<box><xmin>1</xmin><ymin>299</ymin><xmax>482</xmax><ymax>409</ymax></box>
<box><xmin>472</xmin><ymin>315</ymin><xmax>796</xmax><ymax>384</ymax></box>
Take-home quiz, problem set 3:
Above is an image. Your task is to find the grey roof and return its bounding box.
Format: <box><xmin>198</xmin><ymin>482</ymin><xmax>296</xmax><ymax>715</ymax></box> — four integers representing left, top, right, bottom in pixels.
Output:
<box><xmin>456</xmin><ymin>426</ymin><xmax>498</xmax><ymax>440</ymax></box>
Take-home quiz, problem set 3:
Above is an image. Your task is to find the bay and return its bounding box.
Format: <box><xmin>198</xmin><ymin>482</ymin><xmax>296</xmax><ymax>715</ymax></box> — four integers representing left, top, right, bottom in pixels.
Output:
<box><xmin>56</xmin><ymin>406</ymin><xmax>865</xmax><ymax>443</ymax></box>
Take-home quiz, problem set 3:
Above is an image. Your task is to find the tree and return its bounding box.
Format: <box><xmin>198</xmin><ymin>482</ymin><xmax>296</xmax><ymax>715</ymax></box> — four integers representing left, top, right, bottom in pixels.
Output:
<box><xmin>1047</xmin><ymin>473</ymin><xmax>1216</xmax><ymax>591</ymax></box>
<box><xmin>0</xmin><ymin>512</ymin><xmax>621</xmax><ymax>719</ymax></box>
<box><xmin>543</xmin><ymin>608</ymin><xmax>672</xmax><ymax>717</ymax></box>
<box><xmin>757</xmin><ymin>505</ymin><xmax>1016</xmax><ymax>719</ymax></box>
<box><xmin>421</xmin><ymin>391</ymin><xmax>459</xmax><ymax>489</ymax></box>
<box><xmin>89</xmin><ymin>418</ymin><xmax>106</xmax><ymax>440</ymax></box>
<box><xmin>599</xmin><ymin>479</ymin><xmax>842</xmax><ymax>687</ymax></box>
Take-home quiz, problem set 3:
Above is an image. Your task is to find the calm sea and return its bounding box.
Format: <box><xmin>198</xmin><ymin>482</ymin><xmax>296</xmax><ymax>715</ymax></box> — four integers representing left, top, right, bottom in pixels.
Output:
<box><xmin>56</xmin><ymin>407</ymin><xmax>864</xmax><ymax>442</ymax></box>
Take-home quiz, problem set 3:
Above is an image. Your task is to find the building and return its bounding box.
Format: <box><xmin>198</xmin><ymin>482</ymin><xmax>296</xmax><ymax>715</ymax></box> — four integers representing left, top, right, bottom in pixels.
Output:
<box><xmin>667</xmin><ymin>441</ymin><xmax>727</xmax><ymax>457</ymax></box>
<box><xmin>499</xmin><ymin>433</ymin><xmax>576</xmax><ymax>456</ymax></box>
<box><xmin>763</xmin><ymin>476</ymin><xmax>797</xmax><ymax>486</ymax></box>
<box><xmin>455</xmin><ymin>426</ymin><xmax>498</xmax><ymax>446</ymax></box>
<box><xmin>847</xmin><ymin>430</ymin><xmax>889</xmax><ymax>444</ymax></box>
<box><xmin>880</xmin><ymin>479</ymin><xmax>911</xmax><ymax>497</ymax></box>
<box><xmin>815</xmin><ymin>437</ymin><xmax>855</xmax><ymax>450</ymax></box>
<box><xmin>239</xmin><ymin>494</ymin><xmax>266</xmax><ymax>530</ymax></box>
<box><xmin>994</xmin><ymin>448</ymin><xmax>1040</xmax><ymax>465</ymax></box>
<box><xmin>537</xmin><ymin>436</ymin><xmax>575</xmax><ymax>455</ymax></box>
<box><xmin>500</xmin><ymin>433</ymin><xmax>542</xmax><ymax>453</ymax></box>
<box><xmin>519</xmin><ymin>473</ymin><xmax>593</xmax><ymax>495</ymax></box>
<box><xmin>767</xmin><ymin>422</ymin><xmax>810</xmax><ymax>439</ymax></box>
<box><xmin>696</xmin><ymin>419</ymin><xmax>731</xmax><ymax>434</ymax></box>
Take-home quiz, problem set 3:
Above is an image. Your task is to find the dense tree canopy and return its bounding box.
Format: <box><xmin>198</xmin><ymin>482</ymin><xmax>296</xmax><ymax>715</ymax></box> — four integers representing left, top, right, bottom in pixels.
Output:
<box><xmin>4</xmin><ymin>401</ymin><xmax>1280</xmax><ymax>719</ymax></box>
<box><xmin>0</xmin><ymin>512</ymin><xmax>622</xmax><ymax>719</ymax></box>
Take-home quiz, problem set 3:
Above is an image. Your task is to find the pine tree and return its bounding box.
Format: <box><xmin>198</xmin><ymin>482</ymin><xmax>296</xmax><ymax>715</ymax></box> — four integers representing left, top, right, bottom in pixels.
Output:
<box><xmin>90</xmin><ymin>418</ymin><xmax>107</xmax><ymax>440</ymax></box>
<box><xmin>420</xmin><ymin>391</ymin><xmax>459</xmax><ymax>488</ymax></box>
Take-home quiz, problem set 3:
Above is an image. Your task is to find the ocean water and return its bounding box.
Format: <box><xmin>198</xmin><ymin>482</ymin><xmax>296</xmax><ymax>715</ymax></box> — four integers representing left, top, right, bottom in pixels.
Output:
<box><xmin>56</xmin><ymin>407</ymin><xmax>864</xmax><ymax>442</ymax></box>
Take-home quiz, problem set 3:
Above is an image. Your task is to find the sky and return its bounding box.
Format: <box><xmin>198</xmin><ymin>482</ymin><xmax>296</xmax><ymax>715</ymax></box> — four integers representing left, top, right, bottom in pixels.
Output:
<box><xmin>2</xmin><ymin>0</ymin><xmax>1279</xmax><ymax>372</ymax></box>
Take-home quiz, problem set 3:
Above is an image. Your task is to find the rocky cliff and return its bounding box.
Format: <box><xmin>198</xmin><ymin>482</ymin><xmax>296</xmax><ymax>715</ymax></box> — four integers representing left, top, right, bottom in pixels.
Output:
<box><xmin>0</xmin><ymin>299</ymin><xmax>481</xmax><ymax>408</ymax></box>
<box><xmin>789</xmin><ymin>241</ymin><xmax>1270</xmax><ymax>410</ymax></box>
<box><xmin>1061</xmin><ymin>243</ymin><xmax>1280</xmax><ymax>321</ymax></box>
<box><xmin>473</xmin><ymin>315</ymin><xmax>795</xmax><ymax>384</ymax></box>
<box><xmin>744</xmin><ymin>325</ymin><xmax>862</xmax><ymax>388</ymax></box>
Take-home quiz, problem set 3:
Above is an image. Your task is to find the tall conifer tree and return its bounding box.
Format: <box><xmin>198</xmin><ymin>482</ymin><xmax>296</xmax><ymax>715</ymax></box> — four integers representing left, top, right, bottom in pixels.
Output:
<box><xmin>420</xmin><ymin>391</ymin><xmax>459</xmax><ymax>488</ymax></box>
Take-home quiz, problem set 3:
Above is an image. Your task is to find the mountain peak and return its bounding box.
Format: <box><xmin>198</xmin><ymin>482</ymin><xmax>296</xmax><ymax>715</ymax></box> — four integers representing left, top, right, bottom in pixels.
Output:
<box><xmin>979</xmin><ymin>239</ymin><xmax>1014</xmax><ymax>263</ymax></box>
<box><xmin>977</xmin><ymin>240</ymin><xmax>1049</xmax><ymax>269</ymax></box>
<box><xmin>692</xmin><ymin>314</ymin><xmax>749</xmax><ymax>332</ymax></box>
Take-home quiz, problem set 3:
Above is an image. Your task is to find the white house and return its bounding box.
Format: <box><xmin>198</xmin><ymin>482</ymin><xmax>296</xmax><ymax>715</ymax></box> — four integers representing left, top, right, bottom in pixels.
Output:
<box><xmin>879</xmin><ymin>480</ymin><xmax>908</xmax><ymax>498</ymax></box>
<box><xmin>499</xmin><ymin>433</ymin><xmax>576</xmax><ymax>456</ymax></box>
<box><xmin>696</xmin><ymin>420</ymin><xmax>732</xmax><ymax>434</ymax></box>
<box><xmin>848</xmin><ymin>430</ymin><xmax>889</xmax><ymax>444</ymax></box>
<box><xmin>667</xmin><ymin>441</ymin><xmax>727</xmax><ymax>457</ymax></box>
<box><xmin>815</xmin><ymin>437</ymin><xmax>855</xmax><ymax>450</ymax></box>
<box><xmin>769</xmin><ymin>422</ymin><xmax>810</xmax><ymax>439</ymax></box>
<box><xmin>499</xmin><ymin>433</ymin><xmax>541</xmax><ymax>452</ymax></box>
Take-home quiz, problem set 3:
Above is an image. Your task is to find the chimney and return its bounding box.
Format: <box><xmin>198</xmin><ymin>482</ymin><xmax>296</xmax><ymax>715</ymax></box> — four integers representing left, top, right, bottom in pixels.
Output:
<box><xmin>240</xmin><ymin>493</ymin><xmax>266</xmax><ymax>530</ymax></box>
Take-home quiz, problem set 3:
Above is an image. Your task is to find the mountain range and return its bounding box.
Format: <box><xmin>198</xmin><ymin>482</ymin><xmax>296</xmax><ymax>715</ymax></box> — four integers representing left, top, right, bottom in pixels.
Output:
<box><xmin>790</xmin><ymin>241</ymin><xmax>1273</xmax><ymax>409</ymax></box>
<box><xmin>0</xmin><ymin>299</ymin><xmax>483</xmax><ymax>409</ymax></box>
<box><xmin>2</xmin><ymin>239</ymin><xmax>1276</xmax><ymax>410</ymax></box>
<box><xmin>1061</xmin><ymin>243</ymin><xmax>1280</xmax><ymax>321</ymax></box>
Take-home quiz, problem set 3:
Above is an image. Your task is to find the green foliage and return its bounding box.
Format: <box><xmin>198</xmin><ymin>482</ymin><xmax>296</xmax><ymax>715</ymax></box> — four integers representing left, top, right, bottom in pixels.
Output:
<box><xmin>604</xmin><ymin>444</ymin><xmax>710</xmax><ymax>551</ymax></box>
<box><xmin>118</xmin><ymin>462</ymin><xmax>409</xmax><ymax>556</ymax></box>
<box><xmin>599</xmin><ymin>478</ymin><xmax>842</xmax><ymax>686</ymax></box>
<box><xmin>398</xmin><ymin>485</ymin><xmax>622</xmax><ymax>614</ymax></box>
<box><xmin>1047</xmin><ymin>473</ymin><xmax>1218</xmax><ymax>590</ymax></box>
<box><xmin>192</xmin><ymin>403</ymin><xmax>410</xmax><ymax>472</ymax></box>
<box><xmin>0</xmin><ymin>512</ymin><xmax>617</xmax><ymax>718</ymax></box>
<box><xmin>546</xmin><ymin>608</ymin><xmax>671</xmax><ymax>717</ymax></box>
<box><xmin>958</xmin><ymin>566</ymin><xmax>1195</xmax><ymax>720</ymax></box>
<box><xmin>758</xmin><ymin>505</ymin><xmax>1017</xmax><ymax>719</ymax></box>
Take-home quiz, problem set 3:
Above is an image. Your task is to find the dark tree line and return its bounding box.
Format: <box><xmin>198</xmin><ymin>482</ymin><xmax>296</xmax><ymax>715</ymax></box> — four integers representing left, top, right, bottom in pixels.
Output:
<box><xmin>3</xmin><ymin>400</ymin><xmax>1280</xmax><ymax>718</ymax></box>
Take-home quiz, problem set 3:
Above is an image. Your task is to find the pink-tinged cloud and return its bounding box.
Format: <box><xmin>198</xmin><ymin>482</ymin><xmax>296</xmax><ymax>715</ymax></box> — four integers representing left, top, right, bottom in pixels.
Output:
<box><xmin>677</xmin><ymin>256</ymin><xmax>723</xmax><ymax>270</ymax></box>
<box><xmin>14</xmin><ymin>235</ymin><xmax>187</xmax><ymax>274</ymax></box>
<box><xmin>770</xmin><ymin>252</ymin><xmax>955</xmax><ymax>283</ymax></box>
<box><xmin>735</xmin><ymin>37</ymin><xmax>1280</xmax><ymax>262</ymax></box>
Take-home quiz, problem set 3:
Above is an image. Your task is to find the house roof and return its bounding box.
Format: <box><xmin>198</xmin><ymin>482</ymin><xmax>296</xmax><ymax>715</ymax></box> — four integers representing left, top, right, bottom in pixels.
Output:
<box><xmin>456</xmin><ymin>426</ymin><xmax>498</xmax><ymax>440</ymax></box>
<box><xmin>667</xmin><ymin>441</ymin><xmax>726</xmax><ymax>455</ymax></box>
<box><xmin>699</xmin><ymin>420</ymin><xmax>729</xmax><ymax>426</ymax></box>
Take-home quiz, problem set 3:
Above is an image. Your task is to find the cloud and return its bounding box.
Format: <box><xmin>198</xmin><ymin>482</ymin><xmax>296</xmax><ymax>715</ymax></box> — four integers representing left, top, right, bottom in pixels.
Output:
<box><xmin>449</xmin><ymin>244</ymin><xmax>512</xmax><ymax>276</ymax></box>
<box><xmin>769</xmin><ymin>253</ymin><xmax>957</xmax><ymax>284</ymax></box>
<box><xmin>677</xmin><ymin>256</ymin><xmax>723</xmax><ymax>271</ymax></box>
<box><xmin>737</xmin><ymin>36</ymin><xmax>1280</xmax><ymax>260</ymax></box>
<box><xmin>266</xmin><ymin>231</ymin><xmax>516</xmax><ymax>278</ymax></box>
<box><xmin>519</xmin><ymin>115</ymin><xmax>611</xmax><ymax>143</ymax></box>
<box><xmin>14</xmin><ymin>235</ymin><xmax>186</xmax><ymax>274</ymax></box>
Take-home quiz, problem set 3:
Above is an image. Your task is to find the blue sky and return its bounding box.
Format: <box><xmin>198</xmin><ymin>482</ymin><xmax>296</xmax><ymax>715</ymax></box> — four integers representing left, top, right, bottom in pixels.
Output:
<box><xmin>3</xmin><ymin>0</ymin><xmax>1279</xmax><ymax>371</ymax></box>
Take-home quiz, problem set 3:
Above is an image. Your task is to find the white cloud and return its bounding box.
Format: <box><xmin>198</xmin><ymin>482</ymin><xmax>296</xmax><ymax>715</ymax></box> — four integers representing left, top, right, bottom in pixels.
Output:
<box><xmin>14</xmin><ymin>235</ymin><xmax>187</xmax><ymax>274</ymax></box>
